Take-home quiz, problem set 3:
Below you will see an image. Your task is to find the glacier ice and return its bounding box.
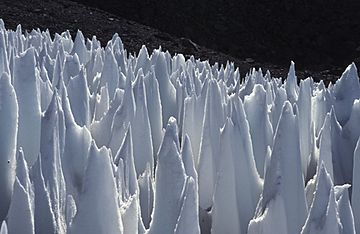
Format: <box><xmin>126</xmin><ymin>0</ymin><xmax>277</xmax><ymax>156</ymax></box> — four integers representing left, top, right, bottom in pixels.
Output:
<box><xmin>0</xmin><ymin>20</ymin><xmax>358</xmax><ymax>234</ymax></box>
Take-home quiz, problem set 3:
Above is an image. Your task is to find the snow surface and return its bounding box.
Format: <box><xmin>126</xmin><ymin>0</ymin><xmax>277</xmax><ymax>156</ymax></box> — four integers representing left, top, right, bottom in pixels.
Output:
<box><xmin>0</xmin><ymin>19</ymin><xmax>359</xmax><ymax>233</ymax></box>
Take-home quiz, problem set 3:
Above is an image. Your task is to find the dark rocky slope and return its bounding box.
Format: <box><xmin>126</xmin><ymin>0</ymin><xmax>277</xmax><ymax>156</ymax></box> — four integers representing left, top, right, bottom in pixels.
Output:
<box><xmin>0</xmin><ymin>0</ymin><xmax>358</xmax><ymax>83</ymax></box>
<box><xmin>76</xmin><ymin>0</ymin><xmax>360</xmax><ymax>70</ymax></box>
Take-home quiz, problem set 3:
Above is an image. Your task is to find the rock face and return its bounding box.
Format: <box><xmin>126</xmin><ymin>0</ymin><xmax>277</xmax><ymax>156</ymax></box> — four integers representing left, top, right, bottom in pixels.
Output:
<box><xmin>0</xmin><ymin>20</ymin><xmax>358</xmax><ymax>234</ymax></box>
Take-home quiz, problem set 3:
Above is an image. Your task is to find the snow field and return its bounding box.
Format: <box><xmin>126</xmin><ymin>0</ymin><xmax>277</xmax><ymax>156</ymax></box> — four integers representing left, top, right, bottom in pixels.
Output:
<box><xmin>0</xmin><ymin>20</ymin><xmax>359</xmax><ymax>233</ymax></box>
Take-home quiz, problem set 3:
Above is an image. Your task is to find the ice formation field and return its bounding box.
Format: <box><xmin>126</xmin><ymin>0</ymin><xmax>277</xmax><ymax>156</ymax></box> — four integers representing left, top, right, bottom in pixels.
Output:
<box><xmin>0</xmin><ymin>19</ymin><xmax>359</xmax><ymax>234</ymax></box>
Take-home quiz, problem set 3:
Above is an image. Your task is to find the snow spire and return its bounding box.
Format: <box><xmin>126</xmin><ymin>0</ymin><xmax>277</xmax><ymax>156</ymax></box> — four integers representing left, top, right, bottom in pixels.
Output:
<box><xmin>90</xmin><ymin>87</ymin><xmax>123</xmax><ymax>148</ymax></box>
<box><xmin>93</xmin><ymin>85</ymin><xmax>110</xmax><ymax>121</ymax></box>
<box><xmin>230</xmin><ymin>95</ymin><xmax>262</xmax><ymax>233</ymax></box>
<box><xmin>198</xmin><ymin>79</ymin><xmax>224</xmax><ymax>210</ymax></box>
<box><xmin>14</xmin><ymin>47</ymin><xmax>41</xmax><ymax>166</ymax></box>
<box><xmin>109</xmin><ymin>69</ymin><xmax>135</xmax><ymax>155</ymax></box>
<box><xmin>132</xmin><ymin>75</ymin><xmax>154</xmax><ymax>176</ymax></box>
<box><xmin>0</xmin><ymin>221</ymin><xmax>7</xmax><ymax>234</ymax></box>
<box><xmin>62</xmin><ymin>101</ymin><xmax>92</xmax><ymax>200</ymax></box>
<box><xmin>39</xmin><ymin>91</ymin><xmax>67</xmax><ymax>233</ymax></box>
<box><xmin>0</xmin><ymin>73</ymin><xmax>18</xmax><ymax>220</ymax></box>
<box><xmin>52</xmin><ymin>52</ymin><xmax>63</xmax><ymax>89</ymax></box>
<box><xmin>32</xmin><ymin>155</ymin><xmax>57</xmax><ymax>234</ymax></box>
<box><xmin>285</xmin><ymin>61</ymin><xmax>299</xmax><ymax>103</ymax></box>
<box><xmin>67</xmin><ymin>67</ymin><xmax>90</xmax><ymax>127</ymax></box>
<box><xmin>301</xmin><ymin>163</ymin><xmax>343</xmax><ymax>234</ymax></box>
<box><xmin>181</xmin><ymin>135</ymin><xmax>198</xmax><ymax>187</ymax></box>
<box><xmin>153</xmin><ymin>50</ymin><xmax>176</xmax><ymax>127</ymax></box>
<box><xmin>135</xmin><ymin>45</ymin><xmax>150</xmax><ymax>75</ymax></box>
<box><xmin>318</xmin><ymin>113</ymin><xmax>334</xmax><ymax>180</ymax></box>
<box><xmin>148</xmin><ymin>117</ymin><xmax>187</xmax><ymax>234</ymax></box>
<box><xmin>120</xmin><ymin>193</ymin><xmax>141</xmax><ymax>234</ymax></box>
<box><xmin>15</xmin><ymin>148</ymin><xmax>32</xmax><ymax>196</ymax></box>
<box><xmin>138</xmin><ymin>164</ymin><xmax>154</xmax><ymax>229</ymax></box>
<box><xmin>62</xmin><ymin>54</ymin><xmax>81</xmax><ymax>85</ymax></box>
<box><xmin>182</xmin><ymin>92</ymin><xmax>204</xmax><ymax>167</ymax></box>
<box><xmin>69</xmin><ymin>141</ymin><xmax>123</xmax><ymax>234</ymax></box>
<box><xmin>334</xmin><ymin>184</ymin><xmax>355</xmax><ymax>234</ymax></box>
<box><xmin>7</xmin><ymin>178</ymin><xmax>35</xmax><ymax>234</ymax></box>
<box><xmin>333</xmin><ymin>62</ymin><xmax>360</xmax><ymax>125</ymax></box>
<box><xmin>211</xmin><ymin>118</ymin><xmax>241</xmax><ymax>234</ymax></box>
<box><xmin>262</xmin><ymin>101</ymin><xmax>307</xmax><ymax>234</ymax></box>
<box><xmin>342</xmin><ymin>99</ymin><xmax>360</xmax><ymax>183</ymax></box>
<box><xmin>244</xmin><ymin>84</ymin><xmax>273</xmax><ymax>178</ymax></box>
<box><xmin>297</xmin><ymin>78</ymin><xmax>312</xmax><ymax>177</ymax></box>
<box><xmin>114</xmin><ymin>126</ymin><xmax>138</xmax><ymax>197</ymax></box>
<box><xmin>100</xmin><ymin>47</ymin><xmax>119</xmax><ymax>98</ymax></box>
<box><xmin>248</xmin><ymin>195</ymin><xmax>288</xmax><ymax>234</ymax></box>
<box><xmin>143</xmin><ymin>69</ymin><xmax>163</xmax><ymax>158</ymax></box>
<box><xmin>174</xmin><ymin>177</ymin><xmax>201</xmax><ymax>234</ymax></box>
<box><xmin>352</xmin><ymin>137</ymin><xmax>360</xmax><ymax>233</ymax></box>
<box><xmin>0</xmin><ymin>30</ymin><xmax>10</xmax><ymax>76</ymax></box>
<box><xmin>71</xmin><ymin>30</ymin><xmax>88</xmax><ymax>65</ymax></box>
<box><xmin>329</xmin><ymin>106</ymin><xmax>345</xmax><ymax>185</ymax></box>
<box><xmin>270</xmin><ymin>85</ymin><xmax>287</xmax><ymax>129</ymax></box>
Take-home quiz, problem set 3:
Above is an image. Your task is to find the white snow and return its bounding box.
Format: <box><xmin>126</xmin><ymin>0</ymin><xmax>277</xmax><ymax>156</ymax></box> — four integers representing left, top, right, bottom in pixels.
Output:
<box><xmin>0</xmin><ymin>73</ymin><xmax>18</xmax><ymax>220</ymax></box>
<box><xmin>353</xmin><ymin>137</ymin><xmax>360</xmax><ymax>233</ymax></box>
<box><xmin>14</xmin><ymin>47</ymin><xmax>41</xmax><ymax>166</ymax></box>
<box><xmin>7</xmin><ymin>178</ymin><xmax>34</xmax><ymax>234</ymax></box>
<box><xmin>211</xmin><ymin>119</ymin><xmax>242</xmax><ymax>234</ymax></box>
<box><xmin>251</xmin><ymin>101</ymin><xmax>307</xmax><ymax>234</ymax></box>
<box><xmin>301</xmin><ymin>163</ymin><xmax>343</xmax><ymax>234</ymax></box>
<box><xmin>244</xmin><ymin>84</ymin><xmax>273</xmax><ymax>178</ymax></box>
<box><xmin>0</xmin><ymin>20</ymin><xmax>358</xmax><ymax>234</ymax></box>
<box><xmin>69</xmin><ymin>142</ymin><xmax>123</xmax><ymax>234</ymax></box>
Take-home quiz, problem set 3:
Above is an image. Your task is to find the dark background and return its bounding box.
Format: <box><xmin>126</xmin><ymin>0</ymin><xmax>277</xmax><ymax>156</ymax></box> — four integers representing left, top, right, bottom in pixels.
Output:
<box><xmin>1</xmin><ymin>0</ymin><xmax>360</xmax><ymax>82</ymax></box>
<box><xmin>79</xmin><ymin>0</ymin><xmax>360</xmax><ymax>70</ymax></box>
